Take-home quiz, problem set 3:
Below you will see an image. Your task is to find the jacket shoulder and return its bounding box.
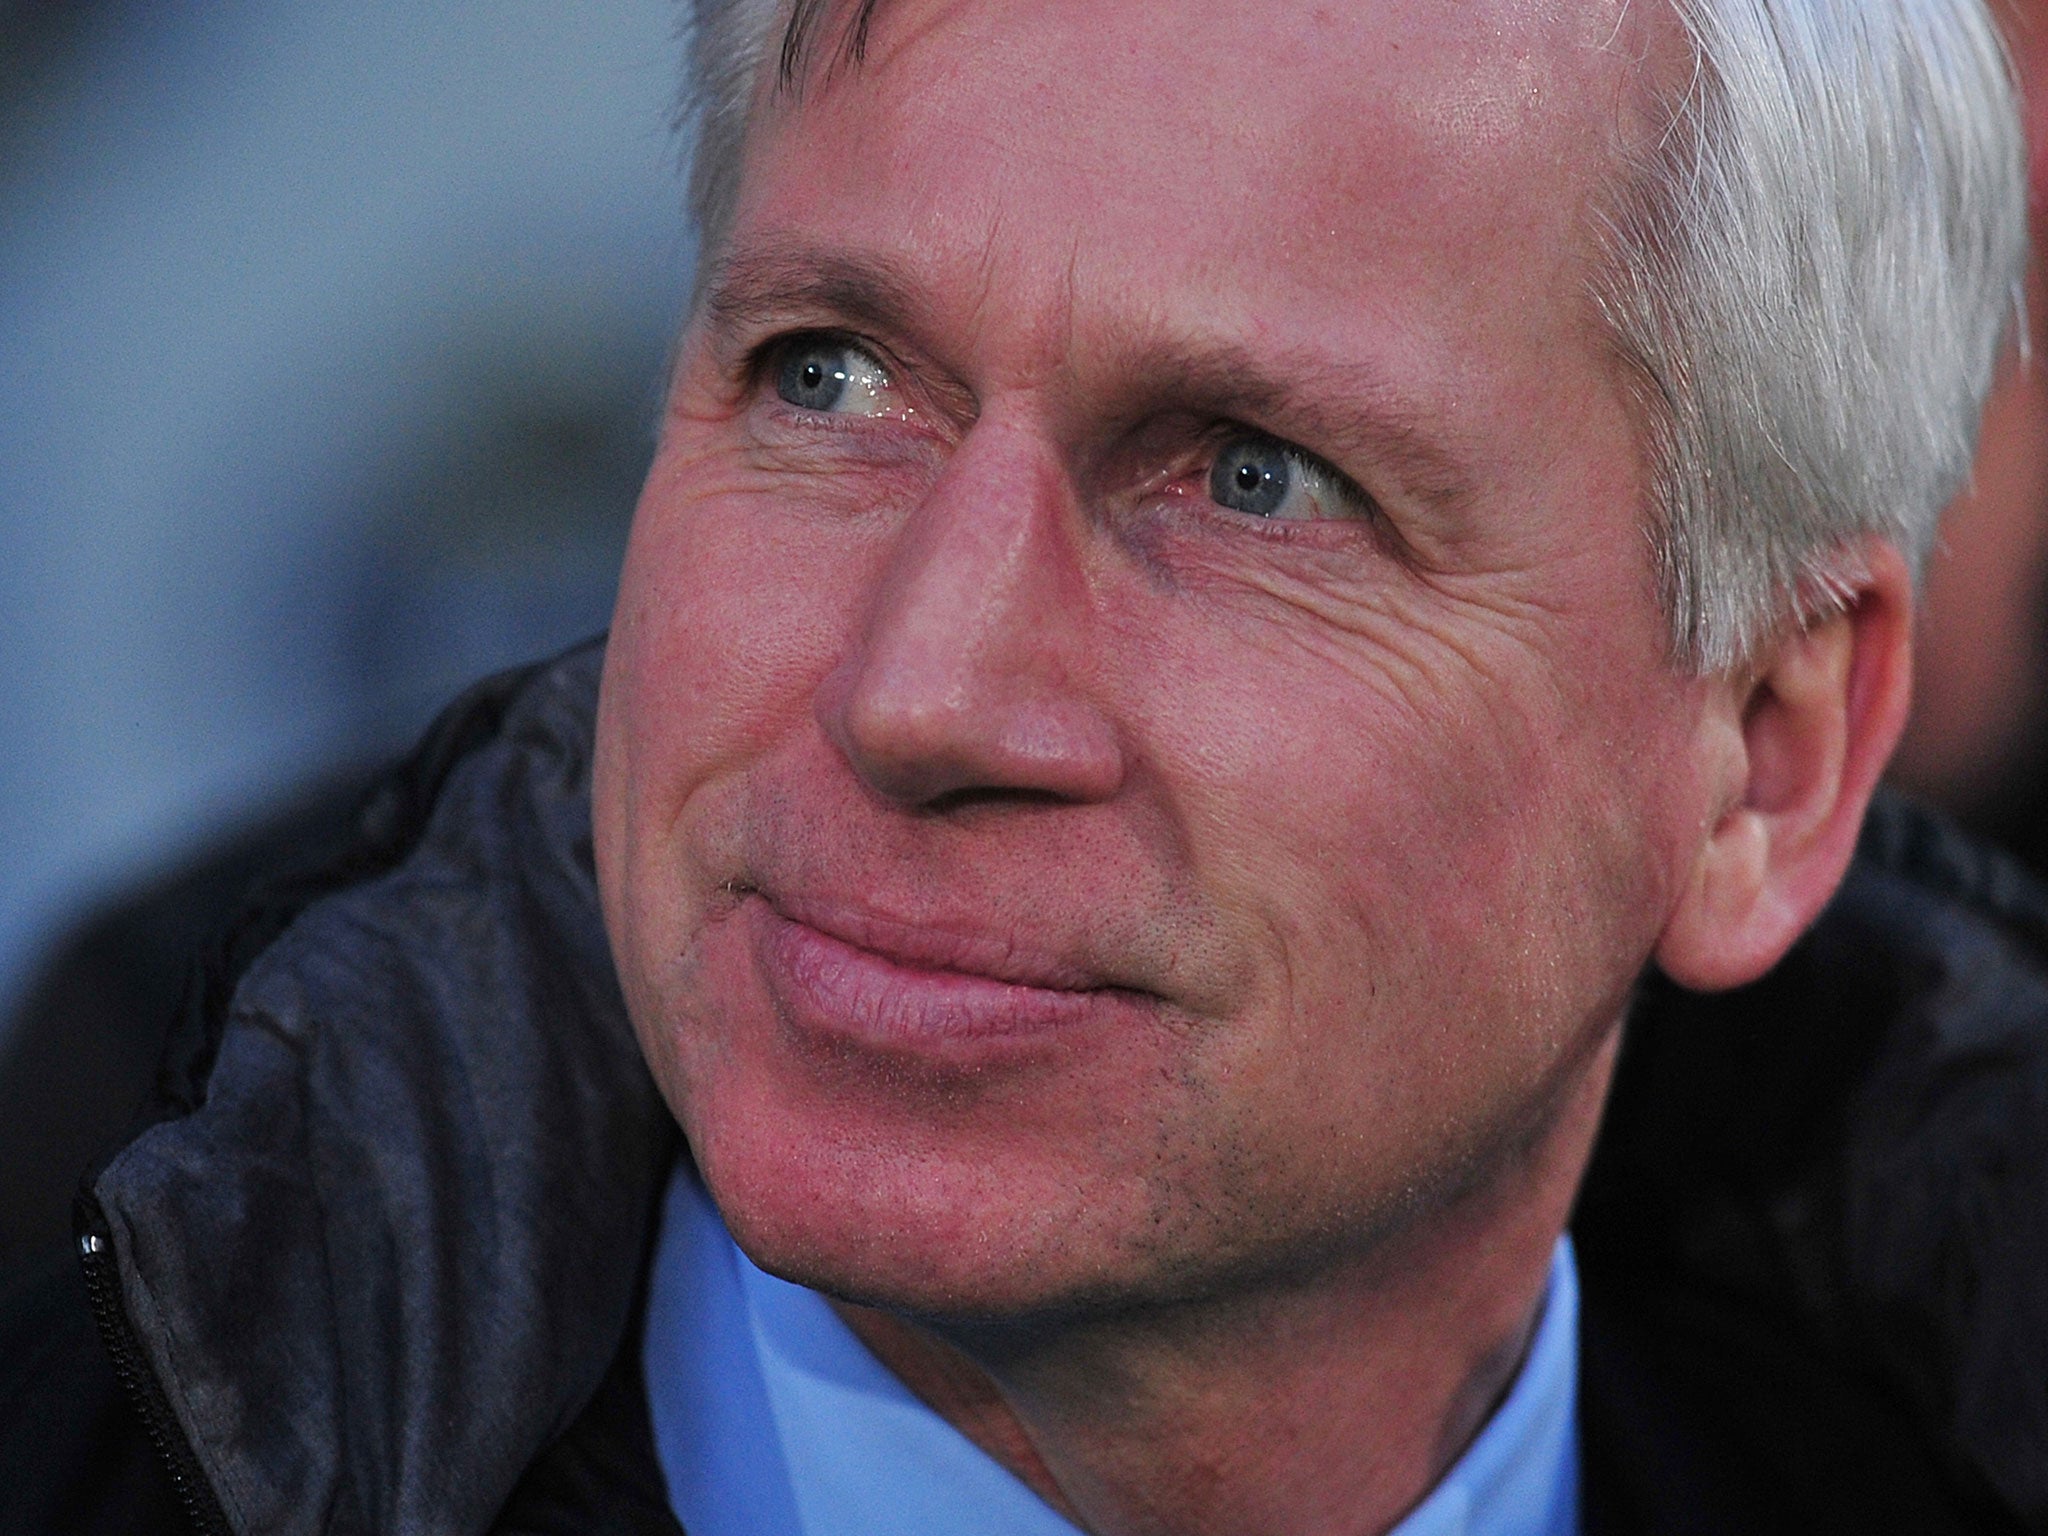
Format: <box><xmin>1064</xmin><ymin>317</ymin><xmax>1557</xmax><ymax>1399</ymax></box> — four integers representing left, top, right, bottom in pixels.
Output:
<box><xmin>1577</xmin><ymin>792</ymin><xmax>2048</xmax><ymax>1533</ymax></box>
<box><xmin>0</xmin><ymin>646</ymin><xmax>608</xmax><ymax>1536</ymax></box>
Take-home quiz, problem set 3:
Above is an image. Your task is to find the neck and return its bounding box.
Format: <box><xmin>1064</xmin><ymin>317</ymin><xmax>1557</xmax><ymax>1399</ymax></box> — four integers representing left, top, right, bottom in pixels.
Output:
<box><xmin>834</xmin><ymin>1029</ymin><xmax>1617</xmax><ymax>1536</ymax></box>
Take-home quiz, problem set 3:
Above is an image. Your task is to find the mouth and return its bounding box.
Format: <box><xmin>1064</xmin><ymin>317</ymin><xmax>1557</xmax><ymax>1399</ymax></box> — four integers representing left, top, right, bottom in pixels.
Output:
<box><xmin>741</xmin><ymin>888</ymin><xmax>1153</xmax><ymax>1060</ymax></box>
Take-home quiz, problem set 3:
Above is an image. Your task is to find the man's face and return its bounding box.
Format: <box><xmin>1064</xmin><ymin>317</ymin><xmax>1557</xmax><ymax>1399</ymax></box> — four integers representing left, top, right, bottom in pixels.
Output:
<box><xmin>597</xmin><ymin>0</ymin><xmax>1715</xmax><ymax>1318</ymax></box>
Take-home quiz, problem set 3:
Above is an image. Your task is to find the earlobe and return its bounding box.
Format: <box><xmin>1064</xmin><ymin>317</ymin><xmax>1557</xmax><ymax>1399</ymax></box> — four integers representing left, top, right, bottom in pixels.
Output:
<box><xmin>1656</xmin><ymin>543</ymin><xmax>1916</xmax><ymax>992</ymax></box>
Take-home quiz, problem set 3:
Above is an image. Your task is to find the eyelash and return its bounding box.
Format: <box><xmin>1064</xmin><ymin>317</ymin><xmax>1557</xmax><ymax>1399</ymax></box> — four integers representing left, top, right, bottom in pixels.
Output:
<box><xmin>1206</xmin><ymin>434</ymin><xmax>1371</xmax><ymax>510</ymax></box>
<box><xmin>752</xmin><ymin>331</ymin><xmax>891</xmax><ymax>400</ymax></box>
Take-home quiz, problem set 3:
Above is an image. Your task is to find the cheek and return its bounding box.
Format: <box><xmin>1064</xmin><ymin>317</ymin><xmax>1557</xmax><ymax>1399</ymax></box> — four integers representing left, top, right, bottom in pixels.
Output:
<box><xmin>597</xmin><ymin>441</ymin><xmax>883</xmax><ymax>987</ymax></box>
<box><xmin>610</xmin><ymin>425</ymin><xmax>912</xmax><ymax>777</ymax></box>
<box><xmin>1118</xmin><ymin>578</ymin><xmax>1684</xmax><ymax>1107</ymax></box>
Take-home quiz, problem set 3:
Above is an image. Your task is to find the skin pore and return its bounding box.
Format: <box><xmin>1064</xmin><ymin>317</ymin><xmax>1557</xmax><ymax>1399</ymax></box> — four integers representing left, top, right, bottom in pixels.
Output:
<box><xmin>593</xmin><ymin>0</ymin><xmax>1915</xmax><ymax>1531</ymax></box>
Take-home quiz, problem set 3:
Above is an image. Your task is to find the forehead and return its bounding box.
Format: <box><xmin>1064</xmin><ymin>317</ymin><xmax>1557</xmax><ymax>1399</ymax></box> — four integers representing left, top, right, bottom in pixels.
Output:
<box><xmin>734</xmin><ymin>0</ymin><xmax>1654</xmax><ymax>344</ymax></box>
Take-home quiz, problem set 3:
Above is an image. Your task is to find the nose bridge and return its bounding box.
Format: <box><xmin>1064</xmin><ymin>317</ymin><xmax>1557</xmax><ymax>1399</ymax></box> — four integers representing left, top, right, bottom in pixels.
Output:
<box><xmin>821</xmin><ymin>414</ymin><xmax>1124</xmax><ymax>804</ymax></box>
<box><xmin>875</xmin><ymin>418</ymin><xmax>1080</xmax><ymax>683</ymax></box>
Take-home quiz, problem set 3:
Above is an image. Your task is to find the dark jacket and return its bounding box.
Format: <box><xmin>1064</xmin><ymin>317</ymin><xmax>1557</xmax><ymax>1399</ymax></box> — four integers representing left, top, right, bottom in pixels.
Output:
<box><xmin>2</xmin><ymin>641</ymin><xmax>2044</xmax><ymax>1535</ymax></box>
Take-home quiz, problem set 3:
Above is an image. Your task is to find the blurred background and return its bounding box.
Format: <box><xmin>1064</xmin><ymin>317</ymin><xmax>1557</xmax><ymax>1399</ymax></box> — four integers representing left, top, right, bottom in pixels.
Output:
<box><xmin>1</xmin><ymin>0</ymin><xmax>2044</xmax><ymax>1266</ymax></box>
<box><xmin>0</xmin><ymin>0</ymin><xmax>692</xmax><ymax>1260</ymax></box>
<box><xmin>1889</xmin><ymin>0</ymin><xmax>2048</xmax><ymax>863</ymax></box>
<box><xmin>0</xmin><ymin>0</ymin><xmax>691</xmax><ymax>1016</ymax></box>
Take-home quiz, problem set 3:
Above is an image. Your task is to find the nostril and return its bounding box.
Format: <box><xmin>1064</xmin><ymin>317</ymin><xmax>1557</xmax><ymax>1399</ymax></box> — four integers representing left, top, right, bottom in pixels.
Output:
<box><xmin>921</xmin><ymin>784</ymin><xmax>1076</xmax><ymax>815</ymax></box>
<box><xmin>819</xmin><ymin>650</ymin><xmax>1126</xmax><ymax>809</ymax></box>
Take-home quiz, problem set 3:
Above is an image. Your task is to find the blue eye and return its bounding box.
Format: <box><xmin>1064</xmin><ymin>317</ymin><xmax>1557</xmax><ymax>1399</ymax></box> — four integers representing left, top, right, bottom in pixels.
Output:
<box><xmin>778</xmin><ymin>343</ymin><xmax>850</xmax><ymax>411</ymax></box>
<box><xmin>1210</xmin><ymin>437</ymin><xmax>1296</xmax><ymax>518</ymax></box>
<box><xmin>1207</xmin><ymin>434</ymin><xmax>1372</xmax><ymax>522</ymax></box>
<box><xmin>772</xmin><ymin>338</ymin><xmax>897</xmax><ymax>416</ymax></box>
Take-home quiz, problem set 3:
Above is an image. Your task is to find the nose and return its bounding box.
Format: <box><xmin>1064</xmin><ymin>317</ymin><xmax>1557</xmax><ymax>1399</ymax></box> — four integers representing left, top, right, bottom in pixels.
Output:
<box><xmin>817</xmin><ymin>425</ymin><xmax>1126</xmax><ymax>808</ymax></box>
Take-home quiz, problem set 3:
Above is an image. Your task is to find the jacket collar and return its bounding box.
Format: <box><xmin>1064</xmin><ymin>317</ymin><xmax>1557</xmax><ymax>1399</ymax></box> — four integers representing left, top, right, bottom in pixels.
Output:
<box><xmin>86</xmin><ymin>644</ymin><xmax>677</xmax><ymax>1535</ymax></box>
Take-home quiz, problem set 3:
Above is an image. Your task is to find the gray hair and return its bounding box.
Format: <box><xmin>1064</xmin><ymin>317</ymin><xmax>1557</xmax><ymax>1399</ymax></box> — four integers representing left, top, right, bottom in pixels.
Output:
<box><xmin>676</xmin><ymin>0</ymin><xmax>2028</xmax><ymax>672</ymax></box>
<box><xmin>679</xmin><ymin>0</ymin><xmax>781</xmax><ymax>270</ymax></box>
<box><xmin>1599</xmin><ymin>0</ymin><xmax>2026</xmax><ymax>669</ymax></box>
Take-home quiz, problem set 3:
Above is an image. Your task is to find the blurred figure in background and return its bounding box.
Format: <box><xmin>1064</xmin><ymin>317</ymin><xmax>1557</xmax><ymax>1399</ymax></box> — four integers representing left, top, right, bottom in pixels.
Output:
<box><xmin>0</xmin><ymin>0</ymin><xmax>690</xmax><ymax>1264</ymax></box>
<box><xmin>1892</xmin><ymin>0</ymin><xmax>2048</xmax><ymax>864</ymax></box>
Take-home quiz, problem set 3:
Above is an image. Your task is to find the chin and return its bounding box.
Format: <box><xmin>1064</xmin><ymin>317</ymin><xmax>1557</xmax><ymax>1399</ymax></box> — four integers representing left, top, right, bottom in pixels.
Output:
<box><xmin>658</xmin><ymin>942</ymin><xmax>1230</xmax><ymax>1321</ymax></box>
<box><xmin>679</xmin><ymin>1077</ymin><xmax>1361</xmax><ymax>1330</ymax></box>
<box><xmin>684</xmin><ymin>1090</ymin><xmax>1228</xmax><ymax>1330</ymax></box>
<box><xmin>686</xmin><ymin>1106</ymin><xmax>1110</xmax><ymax>1320</ymax></box>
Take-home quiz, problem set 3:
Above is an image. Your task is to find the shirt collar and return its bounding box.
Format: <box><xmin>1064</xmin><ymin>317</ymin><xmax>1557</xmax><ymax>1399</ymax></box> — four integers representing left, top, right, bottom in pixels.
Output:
<box><xmin>645</xmin><ymin>1161</ymin><xmax>1579</xmax><ymax>1536</ymax></box>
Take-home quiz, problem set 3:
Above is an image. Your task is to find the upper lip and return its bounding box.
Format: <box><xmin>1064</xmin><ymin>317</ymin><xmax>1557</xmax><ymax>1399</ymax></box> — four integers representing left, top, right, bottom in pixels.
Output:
<box><xmin>759</xmin><ymin>889</ymin><xmax>1121</xmax><ymax>993</ymax></box>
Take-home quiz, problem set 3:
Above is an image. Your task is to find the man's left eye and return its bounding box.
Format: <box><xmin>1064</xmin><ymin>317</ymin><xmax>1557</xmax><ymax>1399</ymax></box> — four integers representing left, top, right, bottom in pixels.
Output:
<box><xmin>1208</xmin><ymin>435</ymin><xmax>1369</xmax><ymax>521</ymax></box>
<box><xmin>772</xmin><ymin>337</ymin><xmax>900</xmax><ymax>417</ymax></box>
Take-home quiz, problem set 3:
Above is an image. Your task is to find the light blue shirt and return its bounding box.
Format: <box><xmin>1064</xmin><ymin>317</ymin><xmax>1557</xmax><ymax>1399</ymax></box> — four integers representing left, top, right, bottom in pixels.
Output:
<box><xmin>645</xmin><ymin>1161</ymin><xmax>1580</xmax><ymax>1536</ymax></box>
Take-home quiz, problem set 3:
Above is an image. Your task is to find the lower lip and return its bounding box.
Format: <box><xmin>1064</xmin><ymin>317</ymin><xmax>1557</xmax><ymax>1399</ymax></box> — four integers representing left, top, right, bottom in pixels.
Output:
<box><xmin>748</xmin><ymin>898</ymin><xmax>1122</xmax><ymax>1061</ymax></box>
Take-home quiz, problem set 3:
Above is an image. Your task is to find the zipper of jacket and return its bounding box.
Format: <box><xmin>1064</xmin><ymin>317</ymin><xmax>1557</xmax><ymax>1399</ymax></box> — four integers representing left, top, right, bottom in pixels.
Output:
<box><xmin>76</xmin><ymin>1196</ymin><xmax>235</xmax><ymax>1536</ymax></box>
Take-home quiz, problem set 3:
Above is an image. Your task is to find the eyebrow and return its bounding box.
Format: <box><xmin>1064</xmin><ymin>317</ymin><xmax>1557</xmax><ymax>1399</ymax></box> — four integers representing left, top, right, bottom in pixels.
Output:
<box><xmin>701</xmin><ymin>240</ymin><xmax>1479</xmax><ymax>517</ymax></box>
<box><xmin>704</xmin><ymin>241</ymin><xmax>932</xmax><ymax>348</ymax></box>
<box><xmin>1111</xmin><ymin>336</ymin><xmax>1479</xmax><ymax>516</ymax></box>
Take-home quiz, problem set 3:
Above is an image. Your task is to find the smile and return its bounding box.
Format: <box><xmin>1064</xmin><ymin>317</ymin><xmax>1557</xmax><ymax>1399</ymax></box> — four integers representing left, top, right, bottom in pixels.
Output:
<box><xmin>744</xmin><ymin>892</ymin><xmax>1145</xmax><ymax>1061</ymax></box>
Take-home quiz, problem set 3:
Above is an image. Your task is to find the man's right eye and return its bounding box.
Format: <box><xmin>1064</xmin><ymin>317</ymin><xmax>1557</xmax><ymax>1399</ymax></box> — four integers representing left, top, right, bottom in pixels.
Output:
<box><xmin>771</xmin><ymin>337</ymin><xmax>899</xmax><ymax>417</ymax></box>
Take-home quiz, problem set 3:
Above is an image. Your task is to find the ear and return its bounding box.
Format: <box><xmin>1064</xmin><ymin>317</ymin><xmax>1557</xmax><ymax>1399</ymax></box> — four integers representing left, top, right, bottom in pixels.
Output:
<box><xmin>1656</xmin><ymin>542</ymin><xmax>1916</xmax><ymax>992</ymax></box>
